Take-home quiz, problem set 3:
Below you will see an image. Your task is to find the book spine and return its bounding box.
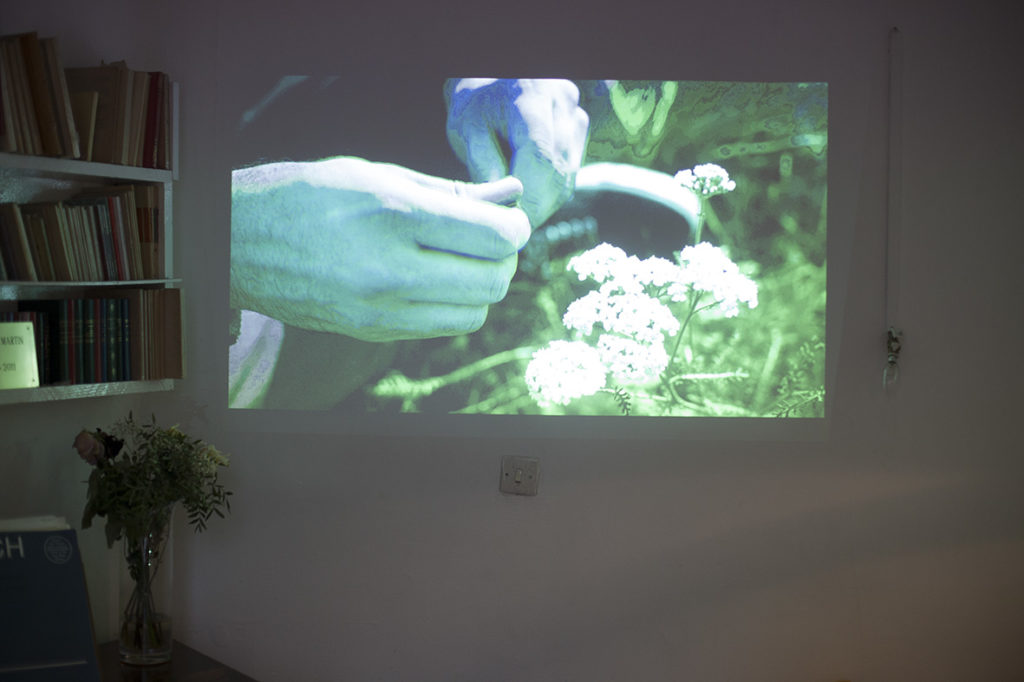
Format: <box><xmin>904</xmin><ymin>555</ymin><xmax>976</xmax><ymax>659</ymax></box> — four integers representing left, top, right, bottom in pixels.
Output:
<box><xmin>120</xmin><ymin>297</ymin><xmax>130</xmax><ymax>381</ymax></box>
<box><xmin>71</xmin><ymin>298</ymin><xmax>83</xmax><ymax>383</ymax></box>
<box><xmin>16</xmin><ymin>32</ymin><xmax>63</xmax><ymax>157</ymax></box>
<box><xmin>60</xmin><ymin>298</ymin><xmax>73</xmax><ymax>384</ymax></box>
<box><xmin>105</xmin><ymin>297</ymin><xmax>120</xmax><ymax>382</ymax></box>
<box><xmin>93</xmin><ymin>298</ymin><xmax>104</xmax><ymax>383</ymax></box>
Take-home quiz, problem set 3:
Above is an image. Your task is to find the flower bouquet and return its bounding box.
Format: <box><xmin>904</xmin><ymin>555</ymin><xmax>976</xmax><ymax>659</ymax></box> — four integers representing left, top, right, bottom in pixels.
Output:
<box><xmin>74</xmin><ymin>413</ymin><xmax>231</xmax><ymax>664</ymax></box>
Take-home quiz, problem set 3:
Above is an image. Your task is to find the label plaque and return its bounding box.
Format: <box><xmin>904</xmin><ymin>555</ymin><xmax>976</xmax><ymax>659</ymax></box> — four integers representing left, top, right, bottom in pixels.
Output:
<box><xmin>0</xmin><ymin>322</ymin><xmax>40</xmax><ymax>389</ymax></box>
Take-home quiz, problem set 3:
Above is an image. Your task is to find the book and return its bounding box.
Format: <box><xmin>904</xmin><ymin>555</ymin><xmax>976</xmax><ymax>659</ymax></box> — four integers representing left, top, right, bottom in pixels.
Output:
<box><xmin>65</xmin><ymin>63</ymin><xmax>129</xmax><ymax>165</ymax></box>
<box><xmin>0</xmin><ymin>205</ymin><xmax>17</xmax><ymax>277</ymax></box>
<box><xmin>40</xmin><ymin>37</ymin><xmax>81</xmax><ymax>159</ymax></box>
<box><xmin>72</xmin><ymin>297</ymin><xmax>84</xmax><ymax>384</ymax></box>
<box><xmin>0</xmin><ymin>42</ymin><xmax>18</xmax><ymax>153</ymax></box>
<box><xmin>62</xmin><ymin>62</ymin><xmax>171</xmax><ymax>168</ymax></box>
<box><xmin>0</xmin><ymin>517</ymin><xmax>101</xmax><ymax>682</ymax></box>
<box><xmin>9</xmin><ymin>289</ymin><xmax>174</xmax><ymax>385</ymax></box>
<box><xmin>156</xmin><ymin>287</ymin><xmax>183</xmax><ymax>379</ymax></box>
<box><xmin>15</xmin><ymin>299</ymin><xmax>63</xmax><ymax>384</ymax></box>
<box><xmin>81</xmin><ymin>298</ymin><xmax>97</xmax><ymax>383</ymax></box>
<box><xmin>21</xmin><ymin>209</ymin><xmax>56</xmax><ymax>281</ymax></box>
<box><xmin>20</xmin><ymin>203</ymin><xmax>74</xmax><ymax>281</ymax></box>
<box><xmin>5</xmin><ymin>184</ymin><xmax>157</xmax><ymax>284</ymax></box>
<box><xmin>12</xmin><ymin>32</ymin><xmax>62</xmax><ymax>157</ymax></box>
<box><xmin>118</xmin><ymin>297</ymin><xmax>130</xmax><ymax>380</ymax></box>
<box><xmin>134</xmin><ymin>184</ymin><xmax>160</xmax><ymax>277</ymax></box>
<box><xmin>75</xmin><ymin>185</ymin><xmax>143</xmax><ymax>280</ymax></box>
<box><xmin>60</xmin><ymin>298</ymin><xmax>74</xmax><ymax>383</ymax></box>
<box><xmin>65</xmin><ymin>198</ymin><xmax>115</xmax><ymax>281</ymax></box>
<box><xmin>0</xmin><ymin>37</ymin><xmax>42</xmax><ymax>154</ymax></box>
<box><xmin>143</xmin><ymin>72</ymin><xmax>169</xmax><ymax>169</ymax></box>
<box><xmin>104</xmin><ymin>297</ymin><xmax>120</xmax><ymax>382</ymax></box>
<box><xmin>128</xmin><ymin>70</ymin><xmax>148</xmax><ymax>167</ymax></box>
<box><xmin>69</xmin><ymin>91</ymin><xmax>97</xmax><ymax>161</ymax></box>
<box><xmin>0</xmin><ymin>202</ymin><xmax>37</xmax><ymax>281</ymax></box>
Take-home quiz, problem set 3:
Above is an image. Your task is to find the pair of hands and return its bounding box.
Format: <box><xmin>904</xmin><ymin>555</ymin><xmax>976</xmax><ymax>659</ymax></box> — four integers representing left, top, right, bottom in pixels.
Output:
<box><xmin>231</xmin><ymin>79</ymin><xmax>589</xmax><ymax>342</ymax></box>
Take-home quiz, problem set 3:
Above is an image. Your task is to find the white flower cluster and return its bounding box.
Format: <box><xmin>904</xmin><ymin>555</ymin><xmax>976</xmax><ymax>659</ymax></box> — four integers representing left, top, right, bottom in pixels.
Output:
<box><xmin>677</xmin><ymin>242</ymin><xmax>759</xmax><ymax>317</ymax></box>
<box><xmin>567</xmin><ymin>243</ymin><xmax>687</xmax><ymax>301</ymax></box>
<box><xmin>565</xmin><ymin>242</ymin><xmax>630</xmax><ymax>285</ymax></box>
<box><xmin>524</xmin><ymin>340</ymin><xmax>606</xmax><ymax>407</ymax></box>
<box><xmin>564</xmin><ymin>289</ymin><xmax>680</xmax><ymax>345</ymax></box>
<box><xmin>595</xmin><ymin>334</ymin><xmax>669</xmax><ymax>384</ymax></box>
<box><xmin>675</xmin><ymin>163</ymin><xmax>736</xmax><ymax>197</ymax></box>
<box><xmin>524</xmin><ymin>238</ymin><xmax>758</xmax><ymax>409</ymax></box>
<box><xmin>526</xmin><ymin>243</ymin><xmax>682</xmax><ymax>405</ymax></box>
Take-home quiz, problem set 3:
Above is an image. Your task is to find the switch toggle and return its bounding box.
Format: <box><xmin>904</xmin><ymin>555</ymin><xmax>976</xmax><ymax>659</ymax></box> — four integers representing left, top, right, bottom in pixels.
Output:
<box><xmin>499</xmin><ymin>456</ymin><xmax>540</xmax><ymax>496</ymax></box>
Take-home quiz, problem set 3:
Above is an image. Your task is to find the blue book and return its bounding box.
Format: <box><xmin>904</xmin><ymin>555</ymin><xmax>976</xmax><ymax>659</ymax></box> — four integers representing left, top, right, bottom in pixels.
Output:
<box><xmin>0</xmin><ymin>521</ymin><xmax>100</xmax><ymax>682</ymax></box>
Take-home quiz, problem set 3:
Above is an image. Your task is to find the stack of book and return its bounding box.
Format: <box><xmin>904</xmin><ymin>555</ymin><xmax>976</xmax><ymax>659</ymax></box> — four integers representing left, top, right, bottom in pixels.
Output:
<box><xmin>0</xmin><ymin>183</ymin><xmax>161</xmax><ymax>282</ymax></box>
<box><xmin>1</xmin><ymin>288</ymin><xmax>182</xmax><ymax>385</ymax></box>
<box><xmin>0</xmin><ymin>31</ymin><xmax>172</xmax><ymax>169</ymax></box>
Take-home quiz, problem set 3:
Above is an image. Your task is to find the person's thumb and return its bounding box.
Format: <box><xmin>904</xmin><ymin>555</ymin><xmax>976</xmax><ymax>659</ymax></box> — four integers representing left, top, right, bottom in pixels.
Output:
<box><xmin>462</xmin><ymin>126</ymin><xmax>510</xmax><ymax>183</ymax></box>
<box><xmin>463</xmin><ymin>175</ymin><xmax>523</xmax><ymax>206</ymax></box>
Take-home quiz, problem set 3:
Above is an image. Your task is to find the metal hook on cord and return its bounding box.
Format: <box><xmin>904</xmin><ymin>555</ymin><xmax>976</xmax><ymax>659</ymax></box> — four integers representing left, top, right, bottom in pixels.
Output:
<box><xmin>883</xmin><ymin>327</ymin><xmax>903</xmax><ymax>389</ymax></box>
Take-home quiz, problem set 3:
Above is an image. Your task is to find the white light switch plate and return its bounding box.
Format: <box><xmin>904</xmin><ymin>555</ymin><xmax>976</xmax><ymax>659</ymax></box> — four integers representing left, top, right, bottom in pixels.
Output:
<box><xmin>499</xmin><ymin>456</ymin><xmax>540</xmax><ymax>496</ymax></box>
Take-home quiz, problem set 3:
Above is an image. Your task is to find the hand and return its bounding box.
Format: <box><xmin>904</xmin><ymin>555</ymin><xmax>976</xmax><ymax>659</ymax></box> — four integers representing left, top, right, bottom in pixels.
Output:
<box><xmin>230</xmin><ymin>157</ymin><xmax>531</xmax><ymax>342</ymax></box>
<box><xmin>446</xmin><ymin>79</ymin><xmax>589</xmax><ymax>228</ymax></box>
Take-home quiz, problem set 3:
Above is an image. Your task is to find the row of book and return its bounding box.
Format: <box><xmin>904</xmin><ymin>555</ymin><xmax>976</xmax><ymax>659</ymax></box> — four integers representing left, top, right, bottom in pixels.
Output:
<box><xmin>0</xmin><ymin>183</ymin><xmax>161</xmax><ymax>282</ymax></box>
<box><xmin>0</xmin><ymin>31</ymin><xmax>173</xmax><ymax>168</ymax></box>
<box><xmin>1</xmin><ymin>288</ymin><xmax>182</xmax><ymax>386</ymax></box>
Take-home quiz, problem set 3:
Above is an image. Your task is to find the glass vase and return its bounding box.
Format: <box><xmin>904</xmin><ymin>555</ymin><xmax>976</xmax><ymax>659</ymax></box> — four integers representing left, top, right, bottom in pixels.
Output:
<box><xmin>118</xmin><ymin>504</ymin><xmax>175</xmax><ymax>665</ymax></box>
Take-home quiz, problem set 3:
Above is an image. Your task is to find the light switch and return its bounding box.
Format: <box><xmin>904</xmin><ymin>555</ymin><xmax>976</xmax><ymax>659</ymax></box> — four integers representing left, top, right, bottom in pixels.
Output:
<box><xmin>499</xmin><ymin>456</ymin><xmax>540</xmax><ymax>496</ymax></box>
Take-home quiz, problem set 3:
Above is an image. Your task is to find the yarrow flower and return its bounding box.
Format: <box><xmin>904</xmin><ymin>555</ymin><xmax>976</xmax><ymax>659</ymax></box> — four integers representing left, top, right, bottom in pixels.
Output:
<box><xmin>675</xmin><ymin>163</ymin><xmax>736</xmax><ymax>197</ymax></box>
<box><xmin>677</xmin><ymin>242</ymin><xmax>759</xmax><ymax>317</ymax></box>
<box><xmin>525</xmin><ymin>340</ymin><xmax>606</xmax><ymax>407</ymax></box>
<box><xmin>567</xmin><ymin>242</ymin><xmax>629</xmax><ymax>285</ymax></box>
<box><xmin>569</xmin><ymin>244</ymin><xmax>688</xmax><ymax>302</ymax></box>
<box><xmin>525</xmin><ymin>234</ymin><xmax>759</xmax><ymax>409</ymax></box>
<box><xmin>564</xmin><ymin>288</ymin><xmax>680</xmax><ymax>345</ymax></box>
<box><xmin>595</xmin><ymin>334</ymin><xmax>669</xmax><ymax>384</ymax></box>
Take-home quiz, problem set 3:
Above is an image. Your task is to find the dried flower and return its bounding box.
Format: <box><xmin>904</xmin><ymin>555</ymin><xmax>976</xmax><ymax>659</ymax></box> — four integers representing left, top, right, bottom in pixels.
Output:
<box><xmin>74</xmin><ymin>430</ymin><xmax>111</xmax><ymax>465</ymax></box>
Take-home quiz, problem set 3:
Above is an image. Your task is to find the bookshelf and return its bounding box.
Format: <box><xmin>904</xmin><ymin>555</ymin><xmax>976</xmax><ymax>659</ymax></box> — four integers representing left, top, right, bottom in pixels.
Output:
<box><xmin>0</xmin><ymin>87</ymin><xmax>182</xmax><ymax>404</ymax></box>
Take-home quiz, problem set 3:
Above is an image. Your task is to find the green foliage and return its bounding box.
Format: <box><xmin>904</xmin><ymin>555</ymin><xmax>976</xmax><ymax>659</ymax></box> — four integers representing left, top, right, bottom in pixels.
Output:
<box><xmin>79</xmin><ymin>413</ymin><xmax>231</xmax><ymax>548</ymax></box>
<box><xmin>773</xmin><ymin>338</ymin><xmax>825</xmax><ymax>417</ymax></box>
<box><xmin>605</xmin><ymin>386</ymin><xmax>633</xmax><ymax>416</ymax></box>
<box><xmin>774</xmin><ymin>388</ymin><xmax>825</xmax><ymax>418</ymax></box>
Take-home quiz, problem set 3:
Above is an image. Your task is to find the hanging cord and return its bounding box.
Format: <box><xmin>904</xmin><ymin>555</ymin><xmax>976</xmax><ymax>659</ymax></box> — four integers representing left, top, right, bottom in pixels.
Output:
<box><xmin>883</xmin><ymin>27</ymin><xmax>904</xmax><ymax>390</ymax></box>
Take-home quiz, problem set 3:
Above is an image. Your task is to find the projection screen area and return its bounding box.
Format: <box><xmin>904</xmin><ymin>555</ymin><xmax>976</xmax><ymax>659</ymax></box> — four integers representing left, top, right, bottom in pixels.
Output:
<box><xmin>228</xmin><ymin>78</ymin><xmax>827</xmax><ymax>418</ymax></box>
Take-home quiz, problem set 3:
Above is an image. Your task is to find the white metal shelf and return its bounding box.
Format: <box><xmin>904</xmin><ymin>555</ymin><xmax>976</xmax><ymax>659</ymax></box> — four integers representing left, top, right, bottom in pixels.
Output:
<box><xmin>1</xmin><ymin>109</ymin><xmax>180</xmax><ymax>405</ymax></box>
<box><xmin>0</xmin><ymin>152</ymin><xmax>175</xmax><ymax>183</ymax></box>
<box><xmin>0</xmin><ymin>379</ymin><xmax>175</xmax><ymax>405</ymax></box>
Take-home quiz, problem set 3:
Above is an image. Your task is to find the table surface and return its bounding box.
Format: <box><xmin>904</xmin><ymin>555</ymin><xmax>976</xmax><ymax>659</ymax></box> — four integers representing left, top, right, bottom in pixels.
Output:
<box><xmin>98</xmin><ymin>640</ymin><xmax>258</xmax><ymax>682</ymax></box>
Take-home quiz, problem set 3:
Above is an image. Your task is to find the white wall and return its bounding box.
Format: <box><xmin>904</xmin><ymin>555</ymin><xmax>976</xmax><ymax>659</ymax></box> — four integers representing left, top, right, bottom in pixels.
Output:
<box><xmin>2</xmin><ymin>1</ymin><xmax>1023</xmax><ymax>680</ymax></box>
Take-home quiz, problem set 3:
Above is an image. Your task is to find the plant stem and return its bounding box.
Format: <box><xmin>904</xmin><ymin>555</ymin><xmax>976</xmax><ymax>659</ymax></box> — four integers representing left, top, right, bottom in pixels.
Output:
<box><xmin>371</xmin><ymin>346</ymin><xmax>538</xmax><ymax>405</ymax></box>
<box><xmin>667</xmin><ymin>292</ymin><xmax>702</xmax><ymax>372</ymax></box>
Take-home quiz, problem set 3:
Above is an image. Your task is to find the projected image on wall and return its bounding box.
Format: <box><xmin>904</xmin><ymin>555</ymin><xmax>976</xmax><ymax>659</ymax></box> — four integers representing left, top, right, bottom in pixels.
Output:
<box><xmin>229</xmin><ymin>79</ymin><xmax>827</xmax><ymax>417</ymax></box>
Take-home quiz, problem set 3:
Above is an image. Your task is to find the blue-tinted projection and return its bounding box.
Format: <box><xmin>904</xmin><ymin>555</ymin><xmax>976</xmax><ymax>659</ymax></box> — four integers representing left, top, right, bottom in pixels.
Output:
<box><xmin>229</xmin><ymin>79</ymin><xmax>827</xmax><ymax>417</ymax></box>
